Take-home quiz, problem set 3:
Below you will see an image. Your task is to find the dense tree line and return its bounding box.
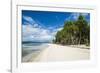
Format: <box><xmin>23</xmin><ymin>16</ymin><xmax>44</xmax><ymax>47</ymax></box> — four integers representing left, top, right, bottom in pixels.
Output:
<box><xmin>54</xmin><ymin>14</ymin><xmax>90</xmax><ymax>46</ymax></box>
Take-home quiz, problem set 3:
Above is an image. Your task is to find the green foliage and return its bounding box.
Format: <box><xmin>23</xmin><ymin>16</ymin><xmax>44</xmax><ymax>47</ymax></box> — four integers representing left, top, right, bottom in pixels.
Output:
<box><xmin>54</xmin><ymin>14</ymin><xmax>90</xmax><ymax>46</ymax></box>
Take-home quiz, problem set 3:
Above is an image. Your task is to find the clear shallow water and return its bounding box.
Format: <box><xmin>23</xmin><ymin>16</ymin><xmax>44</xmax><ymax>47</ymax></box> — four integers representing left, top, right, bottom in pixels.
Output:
<box><xmin>22</xmin><ymin>42</ymin><xmax>49</xmax><ymax>57</ymax></box>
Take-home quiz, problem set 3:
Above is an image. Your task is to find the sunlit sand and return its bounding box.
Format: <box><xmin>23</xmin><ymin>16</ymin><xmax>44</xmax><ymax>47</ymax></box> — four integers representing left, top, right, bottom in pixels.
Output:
<box><xmin>23</xmin><ymin>44</ymin><xmax>90</xmax><ymax>62</ymax></box>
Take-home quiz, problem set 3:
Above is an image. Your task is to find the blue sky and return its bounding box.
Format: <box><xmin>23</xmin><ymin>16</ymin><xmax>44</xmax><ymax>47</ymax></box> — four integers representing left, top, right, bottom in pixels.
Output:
<box><xmin>22</xmin><ymin>10</ymin><xmax>90</xmax><ymax>42</ymax></box>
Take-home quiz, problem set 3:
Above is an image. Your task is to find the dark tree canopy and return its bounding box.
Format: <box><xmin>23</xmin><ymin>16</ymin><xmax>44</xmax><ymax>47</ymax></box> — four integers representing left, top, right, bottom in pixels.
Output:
<box><xmin>54</xmin><ymin>14</ymin><xmax>90</xmax><ymax>46</ymax></box>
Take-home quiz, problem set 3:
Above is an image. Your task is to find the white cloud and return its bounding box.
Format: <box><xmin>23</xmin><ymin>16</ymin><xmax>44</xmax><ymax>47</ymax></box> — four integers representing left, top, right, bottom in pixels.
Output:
<box><xmin>56</xmin><ymin>27</ymin><xmax>63</xmax><ymax>31</ymax></box>
<box><xmin>33</xmin><ymin>23</ymin><xmax>39</xmax><ymax>27</ymax></box>
<box><xmin>22</xmin><ymin>15</ymin><xmax>62</xmax><ymax>42</ymax></box>
<box><xmin>72</xmin><ymin>13</ymin><xmax>80</xmax><ymax>20</ymax></box>
<box><xmin>22</xmin><ymin>24</ymin><xmax>55</xmax><ymax>42</ymax></box>
<box><xmin>23</xmin><ymin>15</ymin><xmax>35</xmax><ymax>24</ymax></box>
<box><xmin>66</xmin><ymin>13</ymin><xmax>89</xmax><ymax>21</ymax></box>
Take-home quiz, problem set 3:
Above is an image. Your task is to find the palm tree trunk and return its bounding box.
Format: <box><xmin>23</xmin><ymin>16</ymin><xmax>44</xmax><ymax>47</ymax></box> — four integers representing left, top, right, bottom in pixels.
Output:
<box><xmin>79</xmin><ymin>32</ymin><xmax>81</xmax><ymax>45</ymax></box>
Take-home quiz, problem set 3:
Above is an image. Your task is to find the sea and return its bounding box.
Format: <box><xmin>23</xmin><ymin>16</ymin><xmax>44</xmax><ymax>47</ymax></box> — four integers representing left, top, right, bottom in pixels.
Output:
<box><xmin>22</xmin><ymin>42</ymin><xmax>49</xmax><ymax>57</ymax></box>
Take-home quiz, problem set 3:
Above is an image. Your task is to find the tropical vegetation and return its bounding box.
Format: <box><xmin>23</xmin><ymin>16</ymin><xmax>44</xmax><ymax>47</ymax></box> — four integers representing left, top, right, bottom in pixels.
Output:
<box><xmin>54</xmin><ymin>14</ymin><xmax>90</xmax><ymax>46</ymax></box>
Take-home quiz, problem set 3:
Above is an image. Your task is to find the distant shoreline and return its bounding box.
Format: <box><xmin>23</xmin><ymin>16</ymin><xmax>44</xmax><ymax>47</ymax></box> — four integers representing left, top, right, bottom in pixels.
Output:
<box><xmin>53</xmin><ymin>43</ymin><xmax>90</xmax><ymax>49</ymax></box>
<box><xmin>22</xmin><ymin>41</ymin><xmax>90</xmax><ymax>49</ymax></box>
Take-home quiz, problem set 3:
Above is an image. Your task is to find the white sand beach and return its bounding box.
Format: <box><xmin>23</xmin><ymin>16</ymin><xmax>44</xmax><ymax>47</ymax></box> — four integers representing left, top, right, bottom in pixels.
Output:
<box><xmin>23</xmin><ymin>44</ymin><xmax>90</xmax><ymax>62</ymax></box>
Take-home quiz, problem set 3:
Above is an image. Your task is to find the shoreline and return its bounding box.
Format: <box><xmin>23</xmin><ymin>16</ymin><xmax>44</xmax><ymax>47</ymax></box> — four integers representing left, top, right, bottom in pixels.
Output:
<box><xmin>22</xmin><ymin>43</ymin><xmax>90</xmax><ymax>62</ymax></box>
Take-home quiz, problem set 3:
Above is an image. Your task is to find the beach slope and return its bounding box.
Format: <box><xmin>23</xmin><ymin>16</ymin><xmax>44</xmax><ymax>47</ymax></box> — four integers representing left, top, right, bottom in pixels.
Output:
<box><xmin>28</xmin><ymin>44</ymin><xmax>90</xmax><ymax>62</ymax></box>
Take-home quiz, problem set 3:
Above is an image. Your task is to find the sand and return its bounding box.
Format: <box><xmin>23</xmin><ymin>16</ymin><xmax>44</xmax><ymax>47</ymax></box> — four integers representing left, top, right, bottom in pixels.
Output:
<box><xmin>23</xmin><ymin>44</ymin><xmax>90</xmax><ymax>62</ymax></box>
